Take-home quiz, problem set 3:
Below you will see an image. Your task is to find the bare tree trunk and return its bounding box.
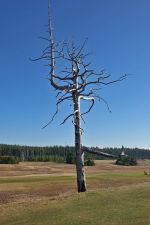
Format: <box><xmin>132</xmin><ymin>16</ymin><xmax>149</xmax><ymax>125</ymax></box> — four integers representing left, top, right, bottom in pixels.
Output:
<box><xmin>73</xmin><ymin>93</ymin><xmax>86</xmax><ymax>192</ymax></box>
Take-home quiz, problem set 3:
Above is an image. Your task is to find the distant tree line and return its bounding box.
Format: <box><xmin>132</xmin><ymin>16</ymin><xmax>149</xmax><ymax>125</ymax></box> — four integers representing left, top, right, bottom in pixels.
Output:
<box><xmin>0</xmin><ymin>144</ymin><xmax>73</xmax><ymax>162</ymax></box>
<box><xmin>0</xmin><ymin>144</ymin><xmax>150</xmax><ymax>162</ymax></box>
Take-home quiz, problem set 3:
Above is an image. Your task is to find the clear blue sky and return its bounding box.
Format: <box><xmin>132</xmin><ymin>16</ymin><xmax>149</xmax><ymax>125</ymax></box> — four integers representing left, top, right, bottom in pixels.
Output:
<box><xmin>0</xmin><ymin>0</ymin><xmax>150</xmax><ymax>149</ymax></box>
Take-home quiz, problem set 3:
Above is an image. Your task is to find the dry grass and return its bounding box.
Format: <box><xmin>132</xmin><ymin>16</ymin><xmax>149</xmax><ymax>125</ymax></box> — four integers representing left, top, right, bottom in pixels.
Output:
<box><xmin>0</xmin><ymin>162</ymin><xmax>76</xmax><ymax>177</ymax></box>
<box><xmin>0</xmin><ymin>159</ymin><xmax>150</xmax><ymax>177</ymax></box>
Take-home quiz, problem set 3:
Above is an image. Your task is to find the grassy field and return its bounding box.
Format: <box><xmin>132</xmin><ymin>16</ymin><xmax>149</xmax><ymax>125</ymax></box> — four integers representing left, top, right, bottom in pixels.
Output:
<box><xmin>0</xmin><ymin>160</ymin><xmax>150</xmax><ymax>225</ymax></box>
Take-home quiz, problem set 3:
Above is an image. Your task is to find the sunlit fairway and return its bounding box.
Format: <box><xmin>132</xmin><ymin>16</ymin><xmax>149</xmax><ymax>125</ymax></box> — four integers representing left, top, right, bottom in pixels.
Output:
<box><xmin>0</xmin><ymin>160</ymin><xmax>150</xmax><ymax>225</ymax></box>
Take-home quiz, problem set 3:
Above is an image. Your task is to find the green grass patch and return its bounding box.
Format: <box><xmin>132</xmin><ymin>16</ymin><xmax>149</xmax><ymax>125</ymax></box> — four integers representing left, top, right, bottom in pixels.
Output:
<box><xmin>1</xmin><ymin>184</ymin><xmax>150</xmax><ymax>225</ymax></box>
<box><xmin>0</xmin><ymin>175</ymin><xmax>75</xmax><ymax>184</ymax></box>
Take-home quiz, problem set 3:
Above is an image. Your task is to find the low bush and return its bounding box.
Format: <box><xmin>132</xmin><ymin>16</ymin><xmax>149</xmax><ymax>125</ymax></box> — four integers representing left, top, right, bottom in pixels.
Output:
<box><xmin>0</xmin><ymin>156</ymin><xmax>19</xmax><ymax>164</ymax></box>
<box><xmin>85</xmin><ymin>159</ymin><xmax>95</xmax><ymax>166</ymax></box>
<box><xmin>116</xmin><ymin>156</ymin><xmax>137</xmax><ymax>166</ymax></box>
<box><xmin>144</xmin><ymin>171</ymin><xmax>150</xmax><ymax>176</ymax></box>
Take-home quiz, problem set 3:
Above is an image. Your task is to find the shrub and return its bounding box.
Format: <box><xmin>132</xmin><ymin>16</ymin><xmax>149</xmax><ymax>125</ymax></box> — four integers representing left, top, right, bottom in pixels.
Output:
<box><xmin>144</xmin><ymin>171</ymin><xmax>150</xmax><ymax>176</ymax></box>
<box><xmin>0</xmin><ymin>156</ymin><xmax>19</xmax><ymax>164</ymax></box>
<box><xmin>144</xmin><ymin>171</ymin><xmax>148</xmax><ymax>175</ymax></box>
<box><xmin>116</xmin><ymin>156</ymin><xmax>137</xmax><ymax>166</ymax></box>
<box><xmin>66</xmin><ymin>153</ymin><xmax>95</xmax><ymax>166</ymax></box>
<box><xmin>85</xmin><ymin>159</ymin><xmax>95</xmax><ymax>166</ymax></box>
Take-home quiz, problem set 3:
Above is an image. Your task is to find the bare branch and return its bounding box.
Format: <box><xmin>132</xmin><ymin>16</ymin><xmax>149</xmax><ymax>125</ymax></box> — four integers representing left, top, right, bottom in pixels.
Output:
<box><xmin>85</xmin><ymin>75</ymin><xmax>127</xmax><ymax>87</ymax></box>
<box><xmin>79</xmin><ymin>96</ymin><xmax>95</xmax><ymax>117</ymax></box>
<box><xmin>81</xmin><ymin>114</ymin><xmax>86</xmax><ymax>124</ymax></box>
<box><xmin>38</xmin><ymin>36</ymin><xmax>50</xmax><ymax>42</ymax></box>
<box><xmin>53</xmin><ymin>74</ymin><xmax>73</xmax><ymax>81</ymax></box>
<box><xmin>47</xmin><ymin>6</ymin><xmax>75</xmax><ymax>92</ymax></box>
<box><xmin>80</xmin><ymin>96</ymin><xmax>94</xmax><ymax>101</ymax></box>
<box><xmin>94</xmin><ymin>95</ymin><xmax>111</xmax><ymax>113</ymax></box>
<box><xmin>56</xmin><ymin>91</ymin><xmax>62</xmax><ymax>98</ymax></box>
<box><xmin>42</xmin><ymin>95</ymin><xmax>72</xmax><ymax>129</ymax></box>
<box><xmin>75</xmin><ymin>38</ymin><xmax>88</xmax><ymax>58</ymax></box>
<box><xmin>60</xmin><ymin>113</ymin><xmax>74</xmax><ymax>125</ymax></box>
<box><xmin>82</xmin><ymin>146</ymin><xmax>116</xmax><ymax>158</ymax></box>
<box><xmin>78</xmin><ymin>74</ymin><xmax>127</xmax><ymax>93</ymax></box>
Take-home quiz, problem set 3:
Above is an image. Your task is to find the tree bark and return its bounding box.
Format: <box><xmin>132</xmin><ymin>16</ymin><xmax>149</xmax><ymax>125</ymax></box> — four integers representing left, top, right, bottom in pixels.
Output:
<box><xmin>73</xmin><ymin>93</ymin><xmax>86</xmax><ymax>192</ymax></box>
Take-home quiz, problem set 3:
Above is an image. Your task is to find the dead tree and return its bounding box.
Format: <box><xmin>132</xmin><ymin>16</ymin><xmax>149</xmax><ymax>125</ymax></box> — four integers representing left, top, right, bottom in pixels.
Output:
<box><xmin>31</xmin><ymin>9</ymin><xmax>127</xmax><ymax>192</ymax></box>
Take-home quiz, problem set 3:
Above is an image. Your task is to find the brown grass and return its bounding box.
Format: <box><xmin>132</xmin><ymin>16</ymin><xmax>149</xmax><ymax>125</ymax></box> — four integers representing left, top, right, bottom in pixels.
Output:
<box><xmin>0</xmin><ymin>160</ymin><xmax>150</xmax><ymax>177</ymax></box>
<box><xmin>0</xmin><ymin>162</ymin><xmax>76</xmax><ymax>177</ymax></box>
